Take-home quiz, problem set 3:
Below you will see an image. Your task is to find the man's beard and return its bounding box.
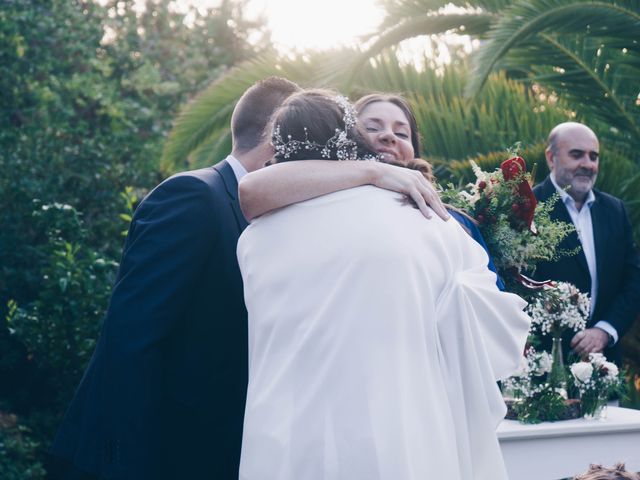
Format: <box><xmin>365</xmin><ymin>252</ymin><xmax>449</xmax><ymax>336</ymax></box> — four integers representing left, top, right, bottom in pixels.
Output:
<box><xmin>570</xmin><ymin>170</ymin><xmax>596</xmax><ymax>195</ymax></box>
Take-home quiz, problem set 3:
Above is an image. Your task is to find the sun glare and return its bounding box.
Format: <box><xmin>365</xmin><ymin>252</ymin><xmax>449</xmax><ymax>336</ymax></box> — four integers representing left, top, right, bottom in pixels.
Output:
<box><xmin>164</xmin><ymin>0</ymin><xmax>475</xmax><ymax>69</ymax></box>
<box><xmin>192</xmin><ymin>0</ymin><xmax>385</xmax><ymax>52</ymax></box>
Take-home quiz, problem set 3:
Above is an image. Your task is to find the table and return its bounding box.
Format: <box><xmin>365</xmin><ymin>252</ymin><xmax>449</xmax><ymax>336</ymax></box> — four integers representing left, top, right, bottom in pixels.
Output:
<box><xmin>497</xmin><ymin>407</ymin><xmax>640</xmax><ymax>480</ymax></box>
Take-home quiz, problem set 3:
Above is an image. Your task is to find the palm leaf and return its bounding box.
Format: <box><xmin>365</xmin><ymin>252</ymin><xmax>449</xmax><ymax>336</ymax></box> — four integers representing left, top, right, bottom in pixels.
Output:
<box><xmin>161</xmin><ymin>51</ymin><xmax>313</xmax><ymax>170</ymax></box>
<box><xmin>376</xmin><ymin>0</ymin><xmax>467</xmax><ymax>30</ymax></box>
<box><xmin>376</xmin><ymin>0</ymin><xmax>508</xmax><ymax>29</ymax></box>
<box><xmin>161</xmin><ymin>49</ymin><xmax>365</xmax><ymax>170</ymax></box>
<box><xmin>467</xmin><ymin>0</ymin><xmax>640</xmax><ymax>96</ymax></box>
<box><xmin>188</xmin><ymin>128</ymin><xmax>233</xmax><ymax>169</ymax></box>
<box><xmin>343</xmin><ymin>12</ymin><xmax>493</xmax><ymax>85</ymax></box>
<box><xmin>493</xmin><ymin>35</ymin><xmax>640</xmax><ymax>156</ymax></box>
<box><xmin>510</xmin><ymin>34</ymin><xmax>640</xmax><ymax>156</ymax></box>
<box><xmin>343</xmin><ymin>55</ymin><xmax>569</xmax><ymax>160</ymax></box>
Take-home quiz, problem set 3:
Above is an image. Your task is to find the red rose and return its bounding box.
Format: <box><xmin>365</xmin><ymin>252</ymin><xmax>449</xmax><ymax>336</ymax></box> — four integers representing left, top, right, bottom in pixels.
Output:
<box><xmin>500</xmin><ymin>156</ymin><xmax>537</xmax><ymax>231</ymax></box>
<box><xmin>500</xmin><ymin>156</ymin><xmax>526</xmax><ymax>181</ymax></box>
<box><xmin>517</xmin><ymin>185</ymin><xmax>537</xmax><ymax>230</ymax></box>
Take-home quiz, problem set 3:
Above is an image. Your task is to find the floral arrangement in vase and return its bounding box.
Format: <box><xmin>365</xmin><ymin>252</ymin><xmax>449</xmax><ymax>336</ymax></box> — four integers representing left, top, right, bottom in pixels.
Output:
<box><xmin>502</xmin><ymin>347</ymin><xmax>552</xmax><ymax>398</ymax></box>
<box><xmin>570</xmin><ymin>353</ymin><xmax>626</xmax><ymax>420</ymax></box>
<box><xmin>501</xmin><ymin>276</ymin><xmax>597</xmax><ymax>423</ymax></box>
<box><xmin>501</xmin><ymin>347</ymin><xmax>579</xmax><ymax>423</ymax></box>
<box><xmin>527</xmin><ymin>282</ymin><xmax>590</xmax><ymax>389</ymax></box>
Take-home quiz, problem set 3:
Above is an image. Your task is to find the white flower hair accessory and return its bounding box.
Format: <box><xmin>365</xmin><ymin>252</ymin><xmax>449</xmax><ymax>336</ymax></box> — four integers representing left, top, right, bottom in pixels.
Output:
<box><xmin>271</xmin><ymin>95</ymin><xmax>380</xmax><ymax>162</ymax></box>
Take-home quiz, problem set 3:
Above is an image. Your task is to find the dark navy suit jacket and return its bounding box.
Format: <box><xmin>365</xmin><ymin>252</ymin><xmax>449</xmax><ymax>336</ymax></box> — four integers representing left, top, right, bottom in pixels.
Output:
<box><xmin>532</xmin><ymin>176</ymin><xmax>640</xmax><ymax>363</ymax></box>
<box><xmin>50</xmin><ymin>160</ymin><xmax>249</xmax><ymax>479</ymax></box>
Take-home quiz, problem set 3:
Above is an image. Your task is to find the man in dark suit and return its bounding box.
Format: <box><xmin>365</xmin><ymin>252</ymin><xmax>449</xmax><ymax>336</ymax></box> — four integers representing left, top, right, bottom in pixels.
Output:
<box><xmin>47</xmin><ymin>77</ymin><xmax>301</xmax><ymax>480</ymax></box>
<box><xmin>533</xmin><ymin>122</ymin><xmax>640</xmax><ymax>364</ymax></box>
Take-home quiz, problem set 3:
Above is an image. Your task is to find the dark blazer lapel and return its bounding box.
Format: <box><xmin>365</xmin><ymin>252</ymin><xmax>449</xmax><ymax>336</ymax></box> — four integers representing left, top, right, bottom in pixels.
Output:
<box><xmin>214</xmin><ymin>160</ymin><xmax>249</xmax><ymax>231</ymax></box>
<box><xmin>535</xmin><ymin>176</ymin><xmax>557</xmax><ymax>203</ymax></box>
<box><xmin>590</xmin><ymin>191</ymin><xmax>608</xmax><ymax>288</ymax></box>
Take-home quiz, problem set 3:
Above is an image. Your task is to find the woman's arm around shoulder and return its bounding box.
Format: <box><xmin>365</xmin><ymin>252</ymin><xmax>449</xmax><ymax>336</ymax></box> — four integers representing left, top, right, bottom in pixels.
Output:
<box><xmin>239</xmin><ymin>160</ymin><xmax>449</xmax><ymax>221</ymax></box>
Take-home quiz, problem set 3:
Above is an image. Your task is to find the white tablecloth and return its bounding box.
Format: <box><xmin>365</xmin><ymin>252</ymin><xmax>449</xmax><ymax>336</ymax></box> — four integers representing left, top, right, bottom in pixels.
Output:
<box><xmin>497</xmin><ymin>406</ymin><xmax>640</xmax><ymax>479</ymax></box>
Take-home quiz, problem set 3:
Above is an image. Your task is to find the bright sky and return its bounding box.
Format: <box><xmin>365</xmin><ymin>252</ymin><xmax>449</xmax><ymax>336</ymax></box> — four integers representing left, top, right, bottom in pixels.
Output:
<box><xmin>192</xmin><ymin>0</ymin><xmax>385</xmax><ymax>52</ymax></box>
<box><xmin>164</xmin><ymin>0</ymin><xmax>477</xmax><ymax>67</ymax></box>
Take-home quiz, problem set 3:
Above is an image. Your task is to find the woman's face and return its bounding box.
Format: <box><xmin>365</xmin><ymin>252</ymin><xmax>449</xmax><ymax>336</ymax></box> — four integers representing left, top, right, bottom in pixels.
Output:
<box><xmin>358</xmin><ymin>101</ymin><xmax>415</xmax><ymax>164</ymax></box>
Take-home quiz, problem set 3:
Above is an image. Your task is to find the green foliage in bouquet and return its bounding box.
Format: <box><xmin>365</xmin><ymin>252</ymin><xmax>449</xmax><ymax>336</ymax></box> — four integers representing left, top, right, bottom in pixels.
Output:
<box><xmin>484</xmin><ymin>195</ymin><xmax>574</xmax><ymax>276</ymax></box>
<box><xmin>441</xmin><ymin>156</ymin><xmax>576</xmax><ymax>295</ymax></box>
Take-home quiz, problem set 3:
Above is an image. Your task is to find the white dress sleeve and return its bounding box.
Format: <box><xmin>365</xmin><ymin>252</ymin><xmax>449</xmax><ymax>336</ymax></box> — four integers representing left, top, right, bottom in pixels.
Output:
<box><xmin>434</xmin><ymin>220</ymin><xmax>530</xmax><ymax>478</ymax></box>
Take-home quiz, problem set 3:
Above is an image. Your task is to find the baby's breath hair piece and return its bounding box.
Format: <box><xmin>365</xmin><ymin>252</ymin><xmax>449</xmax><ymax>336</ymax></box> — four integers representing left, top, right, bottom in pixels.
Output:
<box><xmin>272</xmin><ymin>95</ymin><xmax>380</xmax><ymax>162</ymax></box>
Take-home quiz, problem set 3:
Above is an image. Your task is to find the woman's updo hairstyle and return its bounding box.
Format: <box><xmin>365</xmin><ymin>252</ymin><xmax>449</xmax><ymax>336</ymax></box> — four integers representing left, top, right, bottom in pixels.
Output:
<box><xmin>270</xmin><ymin>89</ymin><xmax>378</xmax><ymax>163</ymax></box>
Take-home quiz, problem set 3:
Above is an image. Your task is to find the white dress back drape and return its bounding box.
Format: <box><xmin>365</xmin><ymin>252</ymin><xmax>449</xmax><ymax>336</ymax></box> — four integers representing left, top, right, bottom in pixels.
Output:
<box><xmin>237</xmin><ymin>186</ymin><xmax>530</xmax><ymax>480</ymax></box>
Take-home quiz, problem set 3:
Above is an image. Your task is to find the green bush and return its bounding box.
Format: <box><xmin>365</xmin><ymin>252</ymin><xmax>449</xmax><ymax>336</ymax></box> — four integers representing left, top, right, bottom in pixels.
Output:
<box><xmin>0</xmin><ymin>0</ymin><xmax>265</xmax><ymax>472</ymax></box>
<box><xmin>6</xmin><ymin>202</ymin><xmax>119</xmax><ymax>408</ymax></box>
<box><xmin>0</xmin><ymin>413</ymin><xmax>45</xmax><ymax>480</ymax></box>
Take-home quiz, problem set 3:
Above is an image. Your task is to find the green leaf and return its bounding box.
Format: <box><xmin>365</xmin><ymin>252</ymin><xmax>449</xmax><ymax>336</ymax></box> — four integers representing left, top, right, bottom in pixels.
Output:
<box><xmin>467</xmin><ymin>0</ymin><xmax>640</xmax><ymax>96</ymax></box>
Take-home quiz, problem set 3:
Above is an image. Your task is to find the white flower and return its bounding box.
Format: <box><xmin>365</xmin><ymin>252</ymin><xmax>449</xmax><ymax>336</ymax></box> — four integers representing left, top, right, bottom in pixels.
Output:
<box><xmin>527</xmin><ymin>282</ymin><xmax>589</xmax><ymax>336</ymax></box>
<box><xmin>459</xmin><ymin>190</ymin><xmax>479</xmax><ymax>205</ymax></box>
<box><xmin>571</xmin><ymin>362</ymin><xmax>594</xmax><ymax>383</ymax></box>
<box><xmin>589</xmin><ymin>353</ymin><xmax>606</xmax><ymax>367</ymax></box>
<box><xmin>554</xmin><ymin>387</ymin><xmax>568</xmax><ymax>399</ymax></box>
<box><xmin>603</xmin><ymin>361</ymin><xmax>619</xmax><ymax>378</ymax></box>
<box><xmin>535</xmin><ymin>352</ymin><xmax>553</xmax><ymax>375</ymax></box>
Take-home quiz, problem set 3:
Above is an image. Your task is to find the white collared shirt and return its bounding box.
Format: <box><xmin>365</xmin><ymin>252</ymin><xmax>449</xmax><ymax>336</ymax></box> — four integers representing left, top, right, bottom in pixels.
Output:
<box><xmin>225</xmin><ymin>154</ymin><xmax>248</xmax><ymax>184</ymax></box>
<box><xmin>550</xmin><ymin>174</ymin><xmax>617</xmax><ymax>343</ymax></box>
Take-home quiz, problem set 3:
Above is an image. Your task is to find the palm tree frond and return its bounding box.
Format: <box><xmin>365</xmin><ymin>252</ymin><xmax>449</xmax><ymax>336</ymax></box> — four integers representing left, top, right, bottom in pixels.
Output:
<box><xmin>161</xmin><ymin>52</ymin><xmax>322</xmax><ymax>170</ymax></box>
<box><xmin>376</xmin><ymin>0</ymin><xmax>459</xmax><ymax>29</ymax></box>
<box><xmin>346</xmin><ymin>13</ymin><xmax>493</xmax><ymax>85</ymax></box>
<box><xmin>467</xmin><ymin>0</ymin><xmax>640</xmax><ymax>96</ymax></box>
<box><xmin>496</xmin><ymin>33</ymin><xmax>640</xmax><ymax>156</ymax></box>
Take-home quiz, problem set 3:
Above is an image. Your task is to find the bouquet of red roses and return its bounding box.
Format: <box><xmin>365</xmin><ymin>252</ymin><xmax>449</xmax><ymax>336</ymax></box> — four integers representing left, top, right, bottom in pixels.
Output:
<box><xmin>473</xmin><ymin>157</ymin><xmax>537</xmax><ymax>232</ymax></box>
<box><xmin>442</xmin><ymin>156</ymin><xmax>575</xmax><ymax>293</ymax></box>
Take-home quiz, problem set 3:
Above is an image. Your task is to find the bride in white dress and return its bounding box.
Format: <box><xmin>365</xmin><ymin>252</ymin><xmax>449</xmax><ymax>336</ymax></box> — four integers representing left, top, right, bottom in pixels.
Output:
<box><xmin>236</xmin><ymin>90</ymin><xmax>530</xmax><ymax>480</ymax></box>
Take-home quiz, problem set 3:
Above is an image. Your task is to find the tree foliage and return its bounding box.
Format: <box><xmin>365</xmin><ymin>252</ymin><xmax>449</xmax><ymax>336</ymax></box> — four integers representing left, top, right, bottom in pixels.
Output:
<box><xmin>351</xmin><ymin>0</ymin><xmax>640</xmax><ymax>159</ymax></box>
<box><xmin>0</xmin><ymin>0</ymin><xmax>264</xmax><ymax>475</ymax></box>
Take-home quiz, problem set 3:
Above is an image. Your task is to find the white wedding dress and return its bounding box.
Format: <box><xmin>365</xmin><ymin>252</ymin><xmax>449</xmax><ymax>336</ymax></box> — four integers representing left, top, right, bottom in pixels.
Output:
<box><xmin>237</xmin><ymin>186</ymin><xmax>530</xmax><ymax>480</ymax></box>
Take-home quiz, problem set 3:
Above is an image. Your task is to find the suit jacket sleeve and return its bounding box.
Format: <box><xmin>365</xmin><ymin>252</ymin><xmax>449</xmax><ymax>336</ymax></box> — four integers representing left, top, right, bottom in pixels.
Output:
<box><xmin>102</xmin><ymin>174</ymin><xmax>218</xmax><ymax>478</ymax></box>
<box><xmin>599</xmin><ymin>200</ymin><xmax>640</xmax><ymax>337</ymax></box>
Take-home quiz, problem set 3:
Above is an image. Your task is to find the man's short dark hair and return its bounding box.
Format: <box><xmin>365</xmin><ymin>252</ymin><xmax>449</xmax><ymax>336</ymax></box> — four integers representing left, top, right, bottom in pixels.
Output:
<box><xmin>231</xmin><ymin>77</ymin><xmax>301</xmax><ymax>152</ymax></box>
